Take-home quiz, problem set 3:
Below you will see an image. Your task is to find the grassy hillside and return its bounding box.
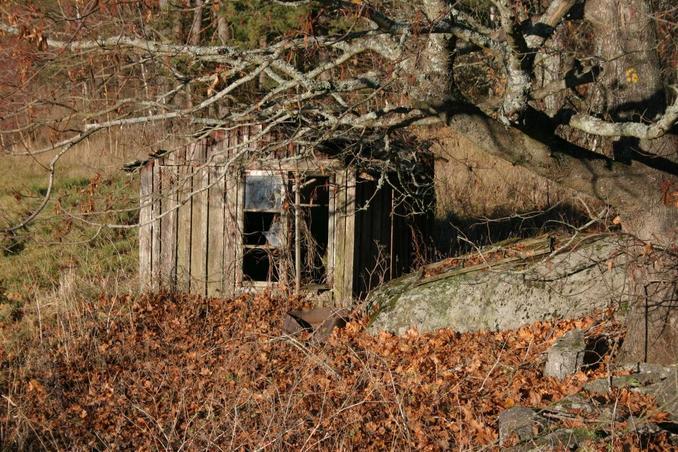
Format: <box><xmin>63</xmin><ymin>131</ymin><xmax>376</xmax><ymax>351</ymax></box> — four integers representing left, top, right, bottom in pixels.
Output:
<box><xmin>0</xmin><ymin>141</ymin><xmax>141</xmax><ymax>323</ymax></box>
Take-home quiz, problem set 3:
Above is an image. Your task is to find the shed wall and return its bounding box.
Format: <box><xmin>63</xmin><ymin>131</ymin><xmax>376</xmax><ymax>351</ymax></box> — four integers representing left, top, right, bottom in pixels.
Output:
<box><xmin>352</xmin><ymin>178</ymin><xmax>419</xmax><ymax>297</ymax></box>
<box><xmin>140</xmin><ymin>127</ymin><xmax>256</xmax><ymax>298</ymax></box>
<box><xmin>139</xmin><ymin>126</ymin><xmax>358</xmax><ymax>305</ymax></box>
<box><xmin>140</xmin><ymin>126</ymin><xmax>425</xmax><ymax>304</ymax></box>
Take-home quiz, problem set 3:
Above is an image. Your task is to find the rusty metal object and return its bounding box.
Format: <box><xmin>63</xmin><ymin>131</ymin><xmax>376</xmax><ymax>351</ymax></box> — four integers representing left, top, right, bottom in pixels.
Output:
<box><xmin>282</xmin><ymin>307</ymin><xmax>349</xmax><ymax>341</ymax></box>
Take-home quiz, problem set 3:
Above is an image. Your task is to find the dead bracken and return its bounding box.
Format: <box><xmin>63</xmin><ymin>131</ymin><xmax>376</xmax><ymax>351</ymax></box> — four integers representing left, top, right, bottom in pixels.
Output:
<box><xmin>2</xmin><ymin>292</ymin><xmax>673</xmax><ymax>450</ymax></box>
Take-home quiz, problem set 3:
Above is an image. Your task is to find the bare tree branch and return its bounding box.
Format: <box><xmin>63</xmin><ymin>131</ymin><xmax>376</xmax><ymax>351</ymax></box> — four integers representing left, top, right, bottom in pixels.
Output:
<box><xmin>525</xmin><ymin>0</ymin><xmax>577</xmax><ymax>48</ymax></box>
<box><xmin>1</xmin><ymin>0</ymin><xmax>676</xmax><ymax>243</ymax></box>
<box><xmin>492</xmin><ymin>0</ymin><xmax>531</xmax><ymax>122</ymax></box>
<box><xmin>568</xmin><ymin>93</ymin><xmax>678</xmax><ymax>140</ymax></box>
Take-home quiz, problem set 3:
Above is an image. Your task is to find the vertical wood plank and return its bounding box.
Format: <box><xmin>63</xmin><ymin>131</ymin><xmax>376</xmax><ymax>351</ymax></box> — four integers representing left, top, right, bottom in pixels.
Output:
<box><xmin>387</xmin><ymin>186</ymin><xmax>396</xmax><ymax>281</ymax></box>
<box><xmin>356</xmin><ymin>180</ymin><xmax>371</xmax><ymax>295</ymax></box>
<box><xmin>294</xmin><ymin>173</ymin><xmax>302</xmax><ymax>294</ymax></box>
<box><xmin>151</xmin><ymin>161</ymin><xmax>162</xmax><ymax>291</ymax></box>
<box><xmin>333</xmin><ymin>170</ymin><xmax>347</xmax><ymax>304</ymax></box>
<box><xmin>241</xmin><ymin>125</ymin><xmax>250</xmax><ymax>160</ymax></box>
<box><xmin>250</xmin><ymin>123</ymin><xmax>262</xmax><ymax>159</ymax></box>
<box><xmin>176</xmin><ymin>146</ymin><xmax>192</xmax><ymax>292</ymax></box>
<box><xmin>326</xmin><ymin>173</ymin><xmax>336</xmax><ymax>288</ymax></box>
<box><xmin>223</xmin><ymin>131</ymin><xmax>238</xmax><ymax>296</ymax></box>
<box><xmin>224</xmin><ymin>171</ymin><xmax>238</xmax><ymax>296</ymax></box>
<box><xmin>396</xmin><ymin>200</ymin><xmax>410</xmax><ymax>278</ymax></box>
<box><xmin>190</xmin><ymin>141</ymin><xmax>209</xmax><ymax>296</ymax></box>
<box><xmin>139</xmin><ymin>162</ymin><xmax>154</xmax><ymax>291</ymax></box>
<box><xmin>234</xmin><ymin>167</ymin><xmax>244</xmax><ymax>289</ymax></box>
<box><xmin>369</xmin><ymin>184</ymin><xmax>388</xmax><ymax>292</ymax></box>
<box><xmin>159</xmin><ymin>163</ymin><xmax>178</xmax><ymax>290</ymax></box>
<box><xmin>343</xmin><ymin>170</ymin><xmax>356</xmax><ymax>304</ymax></box>
<box><xmin>206</xmin><ymin>162</ymin><xmax>225</xmax><ymax>297</ymax></box>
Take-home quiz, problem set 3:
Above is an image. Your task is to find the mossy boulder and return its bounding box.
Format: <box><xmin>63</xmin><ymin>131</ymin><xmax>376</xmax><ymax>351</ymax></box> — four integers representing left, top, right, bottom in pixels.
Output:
<box><xmin>367</xmin><ymin>235</ymin><xmax>630</xmax><ymax>335</ymax></box>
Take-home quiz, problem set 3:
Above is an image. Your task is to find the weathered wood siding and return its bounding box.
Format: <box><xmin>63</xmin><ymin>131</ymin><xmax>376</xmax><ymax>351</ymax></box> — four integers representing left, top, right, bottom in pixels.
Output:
<box><xmin>351</xmin><ymin>177</ymin><xmax>421</xmax><ymax>298</ymax></box>
<box><xmin>332</xmin><ymin>170</ymin><xmax>356</xmax><ymax>305</ymax></box>
<box><xmin>138</xmin><ymin>127</ymin><xmax>251</xmax><ymax>298</ymax></box>
<box><xmin>138</xmin><ymin>161</ymin><xmax>154</xmax><ymax>290</ymax></box>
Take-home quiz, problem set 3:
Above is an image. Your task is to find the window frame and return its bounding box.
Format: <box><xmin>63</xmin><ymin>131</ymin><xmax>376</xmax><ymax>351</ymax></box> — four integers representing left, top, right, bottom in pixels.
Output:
<box><xmin>237</xmin><ymin>168</ymin><xmax>336</xmax><ymax>293</ymax></box>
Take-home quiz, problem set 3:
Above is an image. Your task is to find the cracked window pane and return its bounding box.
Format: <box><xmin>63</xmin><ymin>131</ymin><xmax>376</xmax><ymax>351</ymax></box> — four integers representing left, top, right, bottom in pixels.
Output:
<box><xmin>263</xmin><ymin>214</ymin><xmax>285</xmax><ymax>248</ymax></box>
<box><xmin>244</xmin><ymin>174</ymin><xmax>284</xmax><ymax>210</ymax></box>
<box><xmin>244</xmin><ymin>212</ymin><xmax>286</xmax><ymax>248</ymax></box>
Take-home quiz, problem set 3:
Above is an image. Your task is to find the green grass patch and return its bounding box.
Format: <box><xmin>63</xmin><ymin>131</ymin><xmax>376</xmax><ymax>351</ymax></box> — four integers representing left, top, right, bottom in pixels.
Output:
<box><xmin>0</xmin><ymin>157</ymin><xmax>139</xmax><ymax>317</ymax></box>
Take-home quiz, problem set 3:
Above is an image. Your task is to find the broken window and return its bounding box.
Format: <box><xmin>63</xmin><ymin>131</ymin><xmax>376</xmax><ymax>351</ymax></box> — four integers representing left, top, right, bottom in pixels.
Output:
<box><xmin>244</xmin><ymin>174</ymin><xmax>284</xmax><ymax>210</ymax></box>
<box><xmin>241</xmin><ymin>171</ymin><xmax>332</xmax><ymax>290</ymax></box>
<box><xmin>242</xmin><ymin>171</ymin><xmax>286</xmax><ymax>283</ymax></box>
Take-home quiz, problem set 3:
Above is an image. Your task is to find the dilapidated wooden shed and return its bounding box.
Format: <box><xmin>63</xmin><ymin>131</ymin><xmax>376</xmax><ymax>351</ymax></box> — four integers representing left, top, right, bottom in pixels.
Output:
<box><xmin>139</xmin><ymin>125</ymin><xmax>429</xmax><ymax>306</ymax></box>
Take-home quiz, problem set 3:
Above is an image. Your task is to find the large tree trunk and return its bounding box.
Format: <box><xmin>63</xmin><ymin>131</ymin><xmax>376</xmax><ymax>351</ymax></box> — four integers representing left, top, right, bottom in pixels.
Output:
<box><xmin>583</xmin><ymin>0</ymin><xmax>677</xmax><ymax>364</ymax></box>
<box><xmin>532</xmin><ymin>0</ymin><xmax>678</xmax><ymax>245</ymax></box>
<box><xmin>581</xmin><ymin>0</ymin><xmax>678</xmax><ymax>247</ymax></box>
<box><xmin>530</xmin><ymin>0</ymin><xmax>678</xmax><ymax>246</ymax></box>
<box><xmin>617</xmin><ymin>251</ymin><xmax>678</xmax><ymax>365</ymax></box>
<box><xmin>413</xmin><ymin>0</ymin><xmax>676</xmax><ymax>245</ymax></box>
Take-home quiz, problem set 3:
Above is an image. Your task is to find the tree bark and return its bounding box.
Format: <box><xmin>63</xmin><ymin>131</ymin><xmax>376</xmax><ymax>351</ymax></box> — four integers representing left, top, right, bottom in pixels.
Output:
<box><xmin>583</xmin><ymin>0</ymin><xmax>678</xmax><ymax>159</ymax></box>
<box><xmin>576</xmin><ymin>0</ymin><xmax>677</xmax><ymax>365</ymax></box>
<box><xmin>617</xmin><ymin>254</ymin><xmax>678</xmax><ymax>365</ymax></box>
<box><xmin>405</xmin><ymin>0</ymin><xmax>452</xmax><ymax>106</ymax></box>
<box><xmin>188</xmin><ymin>0</ymin><xmax>204</xmax><ymax>46</ymax></box>
<box><xmin>214</xmin><ymin>3</ymin><xmax>230</xmax><ymax>45</ymax></box>
<box><xmin>585</xmin><ymin>0</ymin><xmax>665</xmax><ymax>122</ymax></box>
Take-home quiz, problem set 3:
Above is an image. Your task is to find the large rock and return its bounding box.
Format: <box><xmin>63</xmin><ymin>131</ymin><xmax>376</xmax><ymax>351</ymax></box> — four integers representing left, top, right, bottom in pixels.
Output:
<box><xmin>367</xmin><ymin>236</ymin><xmax>630</xmax><ymax>335</ymax></box>
<box><xmin>583</xmin><ymin>364</ymin><xmax>678</xmax><ymax>421</ymax></box>
<box><xmin>642</xmin><ymin>366</ymin><xmax>678</xmax><ymax>421</ymax></box>
<box><xmin>498</xmin><ymin>407</ymin><xmax>541</xmax><ymax>446</ymax></box>
<box><xmin>544</xmin><ymin>329</ymin><xmax>585</xmax><ymax>379</ymax></box>
<box><xmin>585</xmin><ymin>364</ymin><xmax>675</xmax><ymax>394</ymax></box>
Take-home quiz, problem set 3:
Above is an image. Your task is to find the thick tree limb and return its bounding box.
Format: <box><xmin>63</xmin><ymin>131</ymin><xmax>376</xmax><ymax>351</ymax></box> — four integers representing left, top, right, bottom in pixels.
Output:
<box><xmin>568</xmin><ymin>94</ymin><xmax>678</xmax><ymax>140</ymax></box>
<box><xmin>537</xmin><ymin>0</ymin><xmax>577</xmax><ymax>29</ymax></box>
<box><xmin>525</xmin><ymin>0</ymin><xmax>577</xmax><ymax>48</ymax></box>
<box><xmin>492</xmin><ymin>1</ymin><xmax>531</xmax><ymax>121</ymax></box>
<box><xmin>444</xmin><ymin>112</ymin><xmax>678</xmax><ymax>246</ymax></box>
<box><xmin>0</xmin><ymin>22</ymin><xmax>235</xmax><ymax>60</ymax></box>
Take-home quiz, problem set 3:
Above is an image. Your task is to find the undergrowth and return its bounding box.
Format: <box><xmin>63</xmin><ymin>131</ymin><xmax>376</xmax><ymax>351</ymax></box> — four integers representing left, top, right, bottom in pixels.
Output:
<box><xmin>0</xmin><ymin>292</ymin><xmax>672</xmax><ymax>450</ymax></box>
